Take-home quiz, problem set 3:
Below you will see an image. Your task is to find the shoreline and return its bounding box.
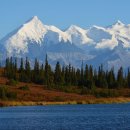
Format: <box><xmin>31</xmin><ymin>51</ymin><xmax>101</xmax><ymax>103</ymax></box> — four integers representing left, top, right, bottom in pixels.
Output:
<box><xmin>1</xmin><ymin>97</ymin><xmax>130</xmax><ymax>107</ymax></box>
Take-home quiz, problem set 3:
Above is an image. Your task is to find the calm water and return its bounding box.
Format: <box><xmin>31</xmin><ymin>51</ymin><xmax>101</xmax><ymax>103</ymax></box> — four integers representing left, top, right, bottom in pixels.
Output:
<box><xmin>0</xmin><ymin>104</ymin><xmax>130</xmax><ymax>130</ymax></box>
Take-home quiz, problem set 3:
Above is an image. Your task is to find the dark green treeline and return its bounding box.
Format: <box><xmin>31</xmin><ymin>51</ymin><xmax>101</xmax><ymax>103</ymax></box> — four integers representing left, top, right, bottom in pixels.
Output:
<box><xmin>3</xmin><ymin>55</ymin><xmax>130</xmax><ymax>89</ymax></box>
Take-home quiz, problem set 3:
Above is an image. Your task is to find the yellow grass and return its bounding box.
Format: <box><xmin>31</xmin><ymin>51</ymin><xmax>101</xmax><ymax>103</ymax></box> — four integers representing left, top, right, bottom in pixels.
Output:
<box><xmin>1</xmin><ymin>97</ymin><xmax>130</xmax><ymax>107</ymax></box>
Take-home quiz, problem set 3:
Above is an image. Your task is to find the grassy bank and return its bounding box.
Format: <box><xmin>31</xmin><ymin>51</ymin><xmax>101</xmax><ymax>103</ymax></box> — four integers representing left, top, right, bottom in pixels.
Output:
<box><xmin>0</xmin><ymin>77</ymin><xmax>130</xmax><ymax>107</ymax></box>
<box><xmin>1</xmin><ymin>97</ymin><xmax>130</xmax><ymax>107</ymax></box>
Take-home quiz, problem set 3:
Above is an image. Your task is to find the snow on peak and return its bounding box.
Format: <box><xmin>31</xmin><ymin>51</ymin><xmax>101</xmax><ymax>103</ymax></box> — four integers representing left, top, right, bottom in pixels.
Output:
<box><xmin>17</xmin><ymin>16</ymin><xmax>46</xmax><ymax>44</ymax></box>
<box><xmin>115</xmin><ymin>20</ymin><xmax>124</xmax><ymax>26</ymax></box>
<box><xmin>1</xmin><ymin>16</ymin><xmax>130</xmax><ymax>57</ymax></box>
<box><xmin>0</xmin><ymin>16</ymin><xmax>72</xmax><ymax>56</ymax></box>
<box><xmin>26</xmin><ymin>16</ymin><xmax>40</xmax><ymax>24</ymax></box>
<box><xmin>1</xmin><ymin>17</ymin><xmax>130</xmax><ymax>70</ymax></box>
<box><xmin>95</xmin><ymin>35</ymin><xmax>118</xmax><ymax>50</ymax></box>
<box><xmin>0</xmin><ymin>16</ymin><xmax>48</xmax><ymax>56</ymax></box>
<box><xmin>44</xmin><ymin>25</ymin><xmax>69</xmax><ymax>42</ymax></box>
<box><xmin>109</xmin><ymin>20</ymin><xmax>125</xmax><ymax>30</ymax></box>
<box><xmin>66</xmin><ymin>25</ymin><xmax>92</xmax><ymax>44</ymax></box>
<box><xmin>106</xmin><ymin>20</ymin><xmax>130</xmax><ymax>49</ymax></box>
<box><xmin>87</xmin><ymin>25</ymin><xmax>112</xmax><ymax>43</ymax></box>
<box><xmin>67</xmin><ymin>25</ymin><xmax>86</xmax><ymax>32</ymax></box>
<box><xmin>31</xmin><ymin>16</ymin><xmax>39</xmax><ymax>21</ymax></box>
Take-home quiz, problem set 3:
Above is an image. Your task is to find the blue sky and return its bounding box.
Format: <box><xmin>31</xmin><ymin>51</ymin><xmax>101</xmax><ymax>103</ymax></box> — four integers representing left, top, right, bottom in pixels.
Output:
<box><xmin>0</xmin><ymin>0</ymin><xmax>130</xmax><ymax>38</ymax></box>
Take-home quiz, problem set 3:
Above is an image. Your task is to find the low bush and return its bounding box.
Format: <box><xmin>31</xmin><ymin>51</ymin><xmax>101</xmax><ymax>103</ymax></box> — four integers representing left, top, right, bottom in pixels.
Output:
<box><xmin>80</xmin><ymin>87</ymin><xmax>89</xmax><ymax>95</ymax></box>
<box><xmin>19</xmin><ymin>85</ymin><xmax>29</xmax><ymax>91</ymax></box>
<box><xmin>54</xmin><ymin>96</ymin><xmax>64</xmax><ymax>101</ymax></box>
<box><xmin>0</xmin><ymin>86</ymin><xmax>7</xmax><ymax>100</ymax></box>
<box><xmin>6</xmin><ymin>79</ymin><xmax>19</xmax><ymax>86</ymax></box>
<box><xmin>94</xmin><ymin>89</ymin><xmax>120</xmax><ymax>98</ymax></box>
<box><xmin>7</xmin><ymin>92</ymin><xmax>17</xmax><ymax>99</ymax></box>
<box><xmin>0</xmin><ymin>86</ymin><xmax>17</xmax><ymax>100</ymax></box>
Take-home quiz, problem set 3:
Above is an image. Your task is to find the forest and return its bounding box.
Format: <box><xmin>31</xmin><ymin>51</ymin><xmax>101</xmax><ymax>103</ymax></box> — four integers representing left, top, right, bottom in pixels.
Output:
<box><xmin>0</xmin><ymin>55</ymin><xmax>130</xmax><ymax>101</ymax></box>
<box><xmin>3</xmin><ymin>55</ymin><xmax>130</xmax><ymax>91</ymax></box>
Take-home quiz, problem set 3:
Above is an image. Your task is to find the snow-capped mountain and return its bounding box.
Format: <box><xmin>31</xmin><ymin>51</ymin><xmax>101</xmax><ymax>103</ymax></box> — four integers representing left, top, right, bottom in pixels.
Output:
<box><xmin>65</xmin><ymin>25</ymin><xmax>92</xmax><ymax>46</ymax></box>
<box><xmin>0</xmin><ymin>16</ymin><xmax>70</xmax><ymax>57</ymax></box>
<box><xmin>0</xmin><ymin>16</ymin><xmax>130</xmax><ymax>71</ymax></box>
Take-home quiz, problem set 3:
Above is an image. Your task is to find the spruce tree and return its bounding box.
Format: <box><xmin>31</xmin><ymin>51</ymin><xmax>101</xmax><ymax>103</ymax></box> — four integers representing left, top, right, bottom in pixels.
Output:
<box><xmin>76</xmin><ymin>68</ymin><xmax>81</xmax><ymax>86</ymax></box>
<box><xmin>54</xmin><ymin>62</ymin><xmax>62</xmax><ymax>86</ymax></box>
<box><xmin>89</xmin><ymin>65</ymin><xmax>93</xmax><ymax>81</ymax></box>
<box><xmin>117</xmin><ymin>67</ymin><xmax>124</xmax><ymax>88</ymax></box>
<box><xmin>14</xmin><ymin>58</ymin><xmax>17</xmax><ymax>72</ymax></box>
<box><xmin>25</xmin><ymin>57</ymin><xmax>31</xmax><ymax>82</ymax></box>
<box><xmin>84</xmin><ymin>64</ymin><xmax>89</xmax><ymax>81</ymax></box>
<box><xmin>39</xmin><ymin>64</ymin><xmax>44</xmax><ymax>84</ymax></box>
<box><xmin>107</xmin><ymin>68</ymin><xmax>115</xmax><ymax>88</ymax></box>
<box><xmin>19</xmin><ymin>58</ymin><xmax>24</xmax><ymax>73</ymax></box>
<box><xmin>97</xmin><ymin>64</ymin><xmax>108</xmax><ymax>88</ymax></box>
<box><xmin>19</xmin><ymin>58</ymin><xmax>25</xmax><ymax>82</ymax></box>
<box><xmin>65</xmin><ymin>66</ymin><xmax>69</xmax><ymax>85</ymax></box>
<box><xmin>80</xmin><ymin>61</ymin><xmax>84</xmax><ymax>86</ymax></box>
<box><xmin>5</xmin><ymin>58</ymin><xmax>10</xmax><ymax>77</ymax></box>
<box><xmin>44</xmin><ymin>55</ymin><xmax>53</xmax><ymax>87</ymax></box>
<box><xmin>127</xmin><ymin>68</ymin><xmax>130</xmax><ymax>88</ymax></box>
<box><xmin>71</xmin><ymin>67</ymin><xmax>77</xmax><ymax>86</ymax></box>
<box><xmin>61</xmin><ymin>65</ymin><xmax>65</xmax><ymax>85</ymax></box>
<box><xmin>33</xmin><ymin>58</ymin><xmax>40</xmax><ymax>83</ymax></box>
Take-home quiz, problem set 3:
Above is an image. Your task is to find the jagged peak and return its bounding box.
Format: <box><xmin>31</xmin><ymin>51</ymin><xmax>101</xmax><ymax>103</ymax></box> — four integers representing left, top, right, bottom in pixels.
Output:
<box><xmin>113</xmin><ymin>20</ymin><xmax>124</xmax><ymax>26</ymax></box>
<box><xmin>116</xmin><ymin>20</ymin><xmax>123</xmax><ymax>24</ymax></box>
<box><xmin>45</xmin><ymin>25</ymin><xmax>63</xmax><ymax>33</ymax></box>
<box><xmin>31</xmin><ymin>16</ymin><xmax>39</xmax><ymax>20</ymax></box>
<box><xmin>69</xmin><ymin>24</ymin><xmax>80</xmax><ymax>28</ymax></box>
<box><xmin>9</xmin><ymin>16</ymin><xmax>47</xmax><ymax>44</ymax></box>
<box><xmin>23</xmin><ymin>16</ymin><xmax>43</xmax><ymax>25</ymax></box>
<box><xmin>70</xmin><ymin>25</ymin><xmax>85</xmax><ymax>30</ymax></box>
<box><xmin>27</xmin><ymin>16</ymin><xmax>40</xmax><ymax>22</ymax></box>
<box><xmin>66</xmin><ymin>25</ymin><xmax>86</xmax><ymax>33</ymax></box>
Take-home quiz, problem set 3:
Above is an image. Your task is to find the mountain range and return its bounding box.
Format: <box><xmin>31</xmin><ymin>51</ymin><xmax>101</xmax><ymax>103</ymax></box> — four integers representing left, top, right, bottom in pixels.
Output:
<box><xmin>0</xmin><ymin>16</ymin><xmax>130</xmax><ymax>71</ymax></box>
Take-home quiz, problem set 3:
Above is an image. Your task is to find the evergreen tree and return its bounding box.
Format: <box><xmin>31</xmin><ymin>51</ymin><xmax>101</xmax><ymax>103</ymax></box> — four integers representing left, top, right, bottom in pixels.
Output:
<box><xmin>97</xmin><ymin>64</ymin><xmax>108</xmax><ymax>88</ymax></box>
<box><xmin>13</xmin><ymin>58</ymin><xmax>17</xmax><ymax>80</ymax></box>
<box><xmin>93</xmin><ymin>69</ymin><xmax>98</xmax><ymax>83</ymax></box>
<box><xmin>89</xmin><ymin>65</ymin><xmax>93</xmax><ymax>81</ymax></box>
<box><xmin>76</xmin><ymin>68</ymin><xmax>81</xmax><ymax>86</ymax></box>
<box><xmin>71</xmin><ymin>67</ymin><xmax>77</xmax><ymax>86</ymax></box>
<box><xmin>107</xmin><ymin>68</ymin><xmax>116</xmax><ymax>88</ymax></box>
<box><xmin>117</xmin><ymin>67</ymin><xmax>124</xmax><ymax>88</ymax></box>
<box><xmin>54</xmin><ymin>62</ymin><xmax>62</xmax><ymax>86</ymax></box>
<box><xmin>25</xmin><ymin>57</ymin><xmax>31</xmax><ymax>82</ymax></box>
<box><xmin>79</xmin><ymin>61</ymin><xmax>84</xmax><ymax>86</ymax></box>
<box><xmin>127</xmin><ymin>68</ymin><xmax>130</xmax><ymax>88</ymax></box>
<box><xmin>44</xmin><ymin>55</ymin><xmax>53</xmax><ymax>87</ymax></box>
<box><xmin>64</xmin><ymin>66</ymin><xmax>69</xmax><ymax>85</ymax></box>
<box><xmin>38</xmin><ymin>64</ymin><xmax>44</xmax><ymax>84</ymax></box>
<box><xmin>5</xmin><ymin>58</ymin><xmax>10</xmax><ymax>77</ymax></box>
<box><xmin>84</xmin><ymin>64</ymin><xmax>89</xmax><ymax>81</ymax></box>
<box><xmin>61</xmin><ymin>65</ymin><xmax>65</xmax><ymax>85</ymax></box>
<box><xmin>5</xmin><ymin>57</ymin><xmax>16</xmax><ymax>79</ymax></box>
<box><xmin>68</xmin><ymin>64</ymin><xmax>72</xmax><ymax>85</ymax></box>
<box><xmin>33</xmin><ymin>58</ymin><xmax>40</xmax><ymax>83</ymax></box>
<box><xmin>19</xmin><ymin>58</ymin><xmax>25</xmax><ymax>82</ymax></box>
<box><xmin>14</xmin><ymin>58</ymin><xmax>17</xmax><ymax>72</ymax></box>
<box><xmin>19</xmin><ymin>58</ymin><xmax>24</xmax><ymax>73</ymax></box>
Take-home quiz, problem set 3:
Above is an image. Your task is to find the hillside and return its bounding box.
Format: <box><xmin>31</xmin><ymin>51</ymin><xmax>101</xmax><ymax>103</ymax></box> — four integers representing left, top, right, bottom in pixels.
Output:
<box><xmin>1</xmin><ymin>71</ymin><xmax>130</xmax><ymax>107</ymax></box>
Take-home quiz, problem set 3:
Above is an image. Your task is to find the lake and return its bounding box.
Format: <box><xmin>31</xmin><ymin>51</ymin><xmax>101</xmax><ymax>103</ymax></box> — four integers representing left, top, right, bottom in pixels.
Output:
<box><xmin>0</xmin><ymin>104</ymin><xmax>130</xmax><ymax>130</ymax></box>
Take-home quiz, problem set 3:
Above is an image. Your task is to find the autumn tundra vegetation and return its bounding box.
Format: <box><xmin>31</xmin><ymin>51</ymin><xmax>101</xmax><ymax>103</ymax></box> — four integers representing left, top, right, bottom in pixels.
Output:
<box><xmin>1</xmin><ymin>55</ymin><xmax>130</xmax><ymax>106</ymax></box>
